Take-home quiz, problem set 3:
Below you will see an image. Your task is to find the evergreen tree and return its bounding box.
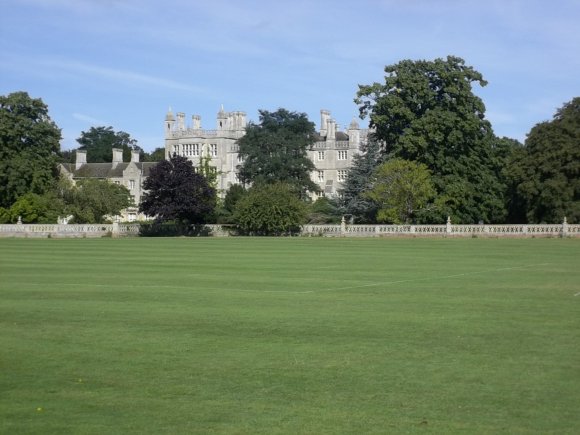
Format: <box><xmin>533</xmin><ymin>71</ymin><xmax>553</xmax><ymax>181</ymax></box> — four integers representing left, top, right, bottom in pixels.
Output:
<box><xmin>339</xmin><ymin>140</ymin><xmax>383</xmax><ymax>223</ymax></box>
<box><xmin>76</xmin><ymin>126</ymin><xmax>141</xmax><ymax>162</ymax></box>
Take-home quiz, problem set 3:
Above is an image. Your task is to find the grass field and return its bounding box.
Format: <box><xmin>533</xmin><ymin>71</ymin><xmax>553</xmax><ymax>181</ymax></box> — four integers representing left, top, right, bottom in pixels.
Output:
<box><xmin>1</xmin><ymin>237</ymin><xmax>579</xmax><ymax>434</ymax></box>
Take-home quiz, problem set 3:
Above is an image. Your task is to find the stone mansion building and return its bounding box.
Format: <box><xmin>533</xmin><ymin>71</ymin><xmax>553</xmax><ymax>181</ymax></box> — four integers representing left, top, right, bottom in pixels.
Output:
<box><xmin>60</xmin><ymin>107</ymin><xmax>369</xmax><ymax>221</ymax></box>
<box><xmin>164</xmin><ymin>106</ymin><xmax>369</xmax><ymax>197</ymax></box>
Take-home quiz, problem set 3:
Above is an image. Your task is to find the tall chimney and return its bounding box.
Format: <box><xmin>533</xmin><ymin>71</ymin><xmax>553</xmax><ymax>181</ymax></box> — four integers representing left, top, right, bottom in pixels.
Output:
<box><xmin>131</xmin><ymin>150</ymin><xmax>140</xmax><ymax>163</ymax></box>
<box><xmin>112</xmin><ymin>148</ymin><xmax>123</xmax><ymax>167</ymax></box>
<box><xmin>76</xmin><ymin>150</ymin><xmax>87</xmax><ymax>170</ymax></box>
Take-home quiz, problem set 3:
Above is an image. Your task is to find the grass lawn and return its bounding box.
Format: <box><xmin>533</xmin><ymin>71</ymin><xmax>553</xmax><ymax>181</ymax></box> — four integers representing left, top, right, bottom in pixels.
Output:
<box><xmin>1</xmin><ymin>237</ymin><xmax>579</xmax><ymax>434</ymax></box>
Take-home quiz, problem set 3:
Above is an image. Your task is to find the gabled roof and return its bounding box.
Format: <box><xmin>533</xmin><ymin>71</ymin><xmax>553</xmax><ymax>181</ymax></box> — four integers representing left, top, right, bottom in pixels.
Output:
<box><xmin>59</xmin><ymin>162</ymin><xmax>159</xmax><ymax>179</ymax></box>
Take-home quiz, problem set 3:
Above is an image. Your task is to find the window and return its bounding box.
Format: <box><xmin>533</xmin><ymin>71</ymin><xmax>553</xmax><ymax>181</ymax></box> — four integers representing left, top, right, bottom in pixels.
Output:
<box><xmin>193</xmin><ymin>144</ymin><xmax>200</xmax><ymax>156</ymax></box>
<box><xmin>237</xmin><ymin>154</ymin><xmax>244</xmax><ymax>164</ymax></box>
<box><xmin>210</xmin><ymin>144</ymin><xmax>218</xmax><ymax>157</ymax></box>
<box><xmin>318</xmin><ymin>151</ymin><xmax>325</xmax><ymax>161</ymax></box>
<box><xmin>317</xmin><ymin>171</ymin><xmax>324</xmax><ymax>182</ymax></box>
<box><xmin>337</xmin><ymin>170</ymin><xmax>347</xmax><ymax>182</ymax></box>
<box><xmin>338</xmin><ymin>150</ymin><xmax>348</xmax><ymax>160</ymax></box>
<box><xmin>129</xmin><ymin>179</ymin><xmax>136</xmax><ymax>189</ymax></box>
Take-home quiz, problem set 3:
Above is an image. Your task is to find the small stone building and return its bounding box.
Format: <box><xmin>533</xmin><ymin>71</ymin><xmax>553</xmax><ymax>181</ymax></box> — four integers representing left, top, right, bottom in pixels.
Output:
<box><xmin>59</xmin><ymin>148</ymin><xmax>156</xmax><ymax>222</ymax></box>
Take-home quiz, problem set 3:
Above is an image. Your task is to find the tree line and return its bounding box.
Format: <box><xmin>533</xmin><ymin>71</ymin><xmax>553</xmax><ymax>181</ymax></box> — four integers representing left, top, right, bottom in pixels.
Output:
<box><xmin>1</xmin><ymin>55</ymin><xmax>578</xmax><ymax>233</ymax></box>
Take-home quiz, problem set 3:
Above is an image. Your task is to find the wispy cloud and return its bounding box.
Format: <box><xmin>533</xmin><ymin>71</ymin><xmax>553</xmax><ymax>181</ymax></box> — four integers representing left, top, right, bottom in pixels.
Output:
<box><xmin>72</xmin><ymin>113</ymin><xmax>109</xmax><ymax>125</ymax></box>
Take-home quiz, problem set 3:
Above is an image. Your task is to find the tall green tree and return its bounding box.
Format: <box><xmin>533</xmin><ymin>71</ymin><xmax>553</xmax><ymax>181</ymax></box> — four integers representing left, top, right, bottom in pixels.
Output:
<box><xmin>508</xmin><ymin>98</ymin><xmax>580</xmax><ymax>223</ymax></box>
<box><xmin>339</xmin><ymin>140</ymin><xmax>383</xmax><ymax>223</ymax></box>
<box><xmin>237</xmin><ymin>108</ymin><xmax>318</xmax><ymax>197</ymax></box>
<box><xmin>77</xmin><ymin>126</ymin><xmax>141</xmax><ymax>162</ymax></box>
<box><xmin>364</xmin><ymin>159</ymin><xmax>435</xmax><ymax>224</ymax></box>
<box><xmin>356</xmin><ymin>56</ymin><xmax>507</xmax><ymax>223</ymax></box>
<box><xmin>142</xmin><ymin>147</ymin><xmax>166</xmax><ymax>162</ymax></box>
<box><xmin>139</xmin><ymin>154</ymin><xmax>215</xmax><ymax>225</ymax></box>
<box><xmin>0</xmin><ymin>91</ymin><xmax>61</xmax><ymax>208</ymax></box>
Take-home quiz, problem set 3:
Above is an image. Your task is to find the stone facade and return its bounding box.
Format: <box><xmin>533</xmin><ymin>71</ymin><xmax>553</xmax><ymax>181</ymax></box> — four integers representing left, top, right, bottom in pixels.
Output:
<box><xmin>59</xmin><ymin>149</ymin><xmax>155</xmax><ymax>222</ymax></box>
<box><xmin>164</xmin><ymin>107</ymin><xmax>369</xmax><ymax>198</ymax></box>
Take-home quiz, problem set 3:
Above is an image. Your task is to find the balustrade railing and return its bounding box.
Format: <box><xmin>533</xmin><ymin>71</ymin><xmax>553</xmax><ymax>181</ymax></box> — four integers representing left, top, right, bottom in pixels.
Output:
<box><xmin>0</xmin><ymin>220</ymin><xmax>578</xmax><ymax>238</ymax></box>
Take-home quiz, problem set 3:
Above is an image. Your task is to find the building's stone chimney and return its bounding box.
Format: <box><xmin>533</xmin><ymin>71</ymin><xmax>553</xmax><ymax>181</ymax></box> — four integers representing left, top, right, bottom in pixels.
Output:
<box><xmin>131</xmin><ymin>150</ymin><xmax>140</xmax><ymax>163</ymax></box>
<box><xmin>112</xmin><ymin>148</ymin><xmax>123</xmax><ymax>168</ymax></box>
<box><xmin>76</xmin><ymin>150</ymin><xmax>87</xmax><ymax>170</ymax></box>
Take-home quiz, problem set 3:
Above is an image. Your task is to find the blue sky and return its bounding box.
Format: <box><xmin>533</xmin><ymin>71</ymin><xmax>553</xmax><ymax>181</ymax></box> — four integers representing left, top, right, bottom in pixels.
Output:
<box><xmin>1</xmin><ymin>0</ymin><xmax>579</xmax><ymax>152</ymax></box>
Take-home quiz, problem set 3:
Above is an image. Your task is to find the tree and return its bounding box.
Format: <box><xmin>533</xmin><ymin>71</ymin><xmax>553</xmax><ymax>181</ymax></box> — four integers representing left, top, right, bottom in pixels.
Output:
<box><xmin>233</xmin><ymin>183</ymin><xmax>307</xmax><ymax>235</ymax></box>
<box><xmin>306</xmin><ymin>197</ymin><xmax>342</xmax><ymax>224</ymax></box>
<box><xmin>63</xmin><ymin>179</ymin><xmax>133</xmax><ymax>223</ymax></box>
<box><xmin>237</xmin><ymin>108</ymin><xmax>318</xmax><ymax>197</ymax></box>
<box><xmin>0</xmin><ymin>91</ymin><xmax>61</xmax><ymax>208</ymax></box>
<box><xmin>139</xmin><ymin>154</ymin><xmax>215</xmax><ymax>225</ymax></box>
<box><xmin>364</xmin><ymin>159</ymin><xmax>435</xmax><ymax>224</ymax></box>
<box><xmin>508</xmin><ymin>98</ymin><xmax>580</xmax><ymax>223</ymax></box>
<box><xmin>76</xmin><ymin>126</ymin><xmax>141</xmax><ymax>162</ymax></box>
<box><xmin>142</xmin><ymin>147</ymin><xmax>166</xmax><ymax>162</ymax></box>
<box><xmin>7</xmin><ymin>192</ymin><xmax>65</xmax><ymax>223</ymax></box>
<box><xmin>356</xmin><ymin>56</ymin><xmax>506</xmax><ymax>223</ymax></box>
<box><xmin>339</xmin><ymin>140</ymin><xmax>384</xmax><ymax>223</ymax></box>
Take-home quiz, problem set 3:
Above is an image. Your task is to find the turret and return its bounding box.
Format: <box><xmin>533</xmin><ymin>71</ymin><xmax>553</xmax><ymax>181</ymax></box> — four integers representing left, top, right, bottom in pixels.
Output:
<box><xmin>165</xmin><ymin>107</ymin><xmax>175</xmax><ymax>138</ymax></box>
<box><xmin>217</xmin><ymin>104</ymin><xmax>227</xmax><ymax>130</ymax></box>
<box><xmin>348</xmin><ymin>117</ymin><xmax>360</xmax><ymax>147</ymax></box>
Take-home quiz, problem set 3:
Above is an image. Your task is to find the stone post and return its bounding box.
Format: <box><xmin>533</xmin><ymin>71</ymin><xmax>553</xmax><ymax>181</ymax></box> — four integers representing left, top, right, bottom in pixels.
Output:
<box><xmin>112</xmin><ymin>222</ymin><xmax>120</xmax><ymax>238</ymax></box>
<box><xmin>562</xmin><ymin>217</ymin><xmax>568</xmax><ymax>237</ymax></box>
<box><xmin>341</xmin><ymin>216</ymin><xmax>346</xmax><ymax>236</ymax></box>
<box><xmin>446</xmin><ymin>216</ymin><xmax>452</xmax><ymax>234</ymax></box>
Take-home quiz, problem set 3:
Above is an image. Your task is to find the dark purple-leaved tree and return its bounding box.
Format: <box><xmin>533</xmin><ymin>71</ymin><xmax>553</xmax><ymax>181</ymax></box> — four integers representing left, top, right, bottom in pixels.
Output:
<box><xmin>139</xmin><ymin>154</ymin><xmax>215</xmax><ymax>225</ymax></box>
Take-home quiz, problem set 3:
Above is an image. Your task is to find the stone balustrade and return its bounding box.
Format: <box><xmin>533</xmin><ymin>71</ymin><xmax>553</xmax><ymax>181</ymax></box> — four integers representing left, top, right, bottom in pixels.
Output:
<box><xmin>0</xmin><ymin>220</ymin><xmax>578</xmax><ymax>238</ymax></box>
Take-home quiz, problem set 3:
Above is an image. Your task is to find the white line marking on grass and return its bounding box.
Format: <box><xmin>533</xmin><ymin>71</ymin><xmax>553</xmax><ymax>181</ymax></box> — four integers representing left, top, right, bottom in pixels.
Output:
<box><xmin>309</xmin><ymin>263</ymin><xmax>553</xmax><ymax>294</ymax></box>
<box><xmin>575</xmin><ymin>292</ymin><xmax>580</xmax><ymax>297</ymax></box>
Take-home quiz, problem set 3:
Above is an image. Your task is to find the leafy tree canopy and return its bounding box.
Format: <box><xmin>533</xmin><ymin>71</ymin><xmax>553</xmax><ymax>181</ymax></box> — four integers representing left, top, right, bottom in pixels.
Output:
<box><xmin>233</xmin><ymin>182</ymin><xmax>307</xmax><ymax>236</ymax></box>
<box><xmin>508</xmin><ymin>97</ymin><xmax>580</xmax><ymax>223</ymax></box>
<box><xmin>142</xmin><ymin>147</ymin><xmax>166</xmax><ymax>162</ymax></box>
<box><xmin>0</xmin><ymin>91</ymin><xmax>62</xmax><ymax>208</ymax></box>
<box><xmin>364</xmin><ymin>159</ymin><xmax>435</xmax><ymax>224</ymax></box>
<box><xmin>76</xmin><ymin>126</ymin><xmax>142</xmax><ymax>163</ymax></box>
<box><xmin>139</xmin><ymin>154</ymin><xmax>215</xmax><ymax>224</ymax></box>
<box><xmin>356</xmin><ymin>56</ymin><xmax>506</xmax><ymax>223</ymax></box>
<box><xmin>237</xmin><ymin>108</ymin><xmax>318</xmax><ymax>197</ymax></box>
<box><xmin>63</xmin><ymin>178</ymin><xmax>133</xmax><ymax>224</ymax></box>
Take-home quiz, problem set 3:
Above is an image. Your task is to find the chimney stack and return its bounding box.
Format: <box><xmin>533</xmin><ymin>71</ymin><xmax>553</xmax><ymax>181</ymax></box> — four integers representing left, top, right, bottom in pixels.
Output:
<box><xmin>75</xmin><ymin>150</ymin><xmax>87</xmax><ymax>170</ymax></box>
<box><xmin>131</xmin><ymin>150</ymin><xmax>140</xmax><ymax>163</ymax></box>
<box><xmin>112</xmin><ymin>148</ymin><xmax>123</xmax><ymax>167</ymax></box>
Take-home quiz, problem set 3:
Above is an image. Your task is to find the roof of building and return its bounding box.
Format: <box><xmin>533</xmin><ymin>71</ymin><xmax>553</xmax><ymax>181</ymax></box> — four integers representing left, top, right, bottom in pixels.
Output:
<box><xmin>313</xmin><ymin>131</ymin><xmax>350</xmax><ymax>142</ymax></box>
<box><xmin>60</xmin><ymin>162</ymin><xmax>158</xmax><ymax>178</ymax></box>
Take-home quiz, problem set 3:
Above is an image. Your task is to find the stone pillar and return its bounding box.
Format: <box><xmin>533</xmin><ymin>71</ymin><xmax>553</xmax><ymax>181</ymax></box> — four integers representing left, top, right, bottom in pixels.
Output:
<box><xmin>341</xmin><ymin>216</ymin><xmax>346</xmax><ymax>236</ymax></box>
<box><xmin>112</xmin><ymin>222</ymin><xmax>120</xmax><ymax>238</ymax></box>
<box><xmin>446</xmin><ymin>216</ymin><xmax>452</xmax><ymax>234</ymax></box>
<box><xmin>562</xmin><ymin>217</ymin><xmax>568</xmax><ymax>237</ymax></box>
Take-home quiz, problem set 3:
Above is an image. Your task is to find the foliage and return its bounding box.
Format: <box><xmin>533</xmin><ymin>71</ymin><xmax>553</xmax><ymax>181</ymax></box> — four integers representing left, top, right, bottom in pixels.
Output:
<box><xmin>6</xmin><ymin>192</ymin><xmax>65</xmax><ymax>223</ymax></box>
<box><xmin>139</xmin><ymin>154</ymin><xmax>215</xmax><ymax>225</ymax></box>
<box><xmin>364</xmin><ymin>159</ymin><xmax>435</xmax><ymax>224</ymax></box>
<box><xmin>63</xmin><ymin>178</ymin><xmax>133</xmax><ymax>224</ymax></box>
<box><xmin>233</xmin><ymin>183</ymin><xmax>307</xmax><ymax>235</ymax></box>
<box><xmin>214</xmin><ymin>184</ymin><xmax>247</xmax><ymax>224</ymax></box>
<box><xmin>356</xmin><ymin>56</ymin><xmax>507</xmax><ymax>223</ymax></box>
<box><xmin>339</xmin><ymin>140</ymin><xmax>383</xmax><ymax>223</ymax></box>
<box><xmin>306</xmin><ymin>197</ymin><xmax>342</xmax><ymax>224</ymax></box>
<box><xmin>237</xmin><ymin>108</ymin><xmax>318</xmax><ymax>197</ymax></box>
<box><xmin>0</xmin><ymin>91</ymin><xmax>62</xmax><ymax>208</ymax></box>
<box><xmin>76</xmin><ymin>126</ymin><xmax>142</xmax><ymax>162</ymax></box>
<box><xmin>142</xmin><ymin>147</ymin><xmax>166</xmax><ymax>162</ymax></box>
<box><xmin>507</xmin><ymin>97</ymin><xmax>580</xmax><ymax>223</ymax></box>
